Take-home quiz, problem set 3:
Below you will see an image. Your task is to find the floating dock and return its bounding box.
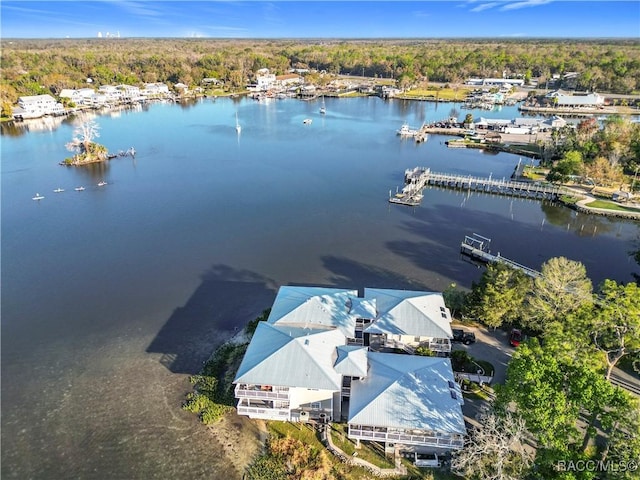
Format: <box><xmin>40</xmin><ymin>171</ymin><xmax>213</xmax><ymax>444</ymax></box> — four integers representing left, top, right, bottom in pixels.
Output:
<box><xmin>460</xmin><ymin>234</ymin><xmax>541</xmax><ymax>278</ymax></box>
<box><xmin>388</xmin><ymin>167</ymin><xmax>429</xmax><ymax>206</ymax></box>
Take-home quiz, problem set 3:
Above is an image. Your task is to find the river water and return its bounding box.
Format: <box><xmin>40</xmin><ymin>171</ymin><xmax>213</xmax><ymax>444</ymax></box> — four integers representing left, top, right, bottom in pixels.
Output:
<box><xmin>2</xmin><ymin>97</ymin><xmax>639</xmax><ymax>479</ymax></box>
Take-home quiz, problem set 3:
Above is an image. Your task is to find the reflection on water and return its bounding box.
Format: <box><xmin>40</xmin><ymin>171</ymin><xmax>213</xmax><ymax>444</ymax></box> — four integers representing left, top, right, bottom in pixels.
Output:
<box><xmin>540</xmin><ymin>202</ymin><xmax>617</xmax><ymax>237</ymax></box>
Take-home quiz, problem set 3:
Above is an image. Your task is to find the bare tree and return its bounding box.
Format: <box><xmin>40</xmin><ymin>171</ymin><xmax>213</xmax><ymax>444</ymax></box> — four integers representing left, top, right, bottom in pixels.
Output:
<box><xmin>451</xmin><ymin>411</ymin><xmax>534</xmax><ymax>480</ymax></box>
<box><xmin>66</xmin><ymin>119</ymin><xmax>101</xmax><ymax>154</ymax></box>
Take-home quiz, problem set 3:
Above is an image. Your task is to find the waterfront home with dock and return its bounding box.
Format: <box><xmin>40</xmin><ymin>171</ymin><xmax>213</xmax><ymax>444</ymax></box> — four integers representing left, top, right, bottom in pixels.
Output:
<box><xmin>13</xmin><ymin>94</ymin><xmax>65</xmax><ymax>120</ymax></box>
<box><xmin>234</xmin><ymin>286</ymin><xmax>464</xmax><ymax>456</ymax></box>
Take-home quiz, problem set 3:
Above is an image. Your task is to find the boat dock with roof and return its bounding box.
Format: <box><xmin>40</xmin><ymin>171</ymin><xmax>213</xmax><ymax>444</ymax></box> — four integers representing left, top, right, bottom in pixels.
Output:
<box><xmin>460</xmin><ymin>233</ymin><xmax>541</xmax><ymax>278</ymax></box>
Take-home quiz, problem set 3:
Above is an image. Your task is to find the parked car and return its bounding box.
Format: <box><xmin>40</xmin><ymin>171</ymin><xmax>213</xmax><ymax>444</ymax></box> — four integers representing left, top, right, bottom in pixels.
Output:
<box><xmin>452</xmin><ymin>328</ymin><xmax>476</xmax><ymax>345</ymax></box>
<box><xmin>509</xmin><ymin>328</ymin><xmax>523</xmax><ymax>347</ymax></box>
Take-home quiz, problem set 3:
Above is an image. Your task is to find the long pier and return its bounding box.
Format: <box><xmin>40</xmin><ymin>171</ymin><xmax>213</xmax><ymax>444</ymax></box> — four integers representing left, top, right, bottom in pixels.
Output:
<box><xmin>460</xmin><ymin>234</ymin><xmax>541</xmax><ymax>278</ymax></box>
<box><xmin>425</xmin><ymin>171</ymin><xmax>563</xmax><ymax>200</ymax></box>
<box><xmin>389</xmin><ymin>167</ymin><xmax>566</xmax><ymax>207</ymax></box>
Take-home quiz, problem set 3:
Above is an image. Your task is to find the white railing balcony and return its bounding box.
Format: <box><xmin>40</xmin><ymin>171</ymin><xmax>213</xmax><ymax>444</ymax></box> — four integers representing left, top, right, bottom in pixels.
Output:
<box><xmin>348</xmin><ymin>426</ymin><xmax>464</xmax><ymax>449</ymax></box>
<box><xmin>234</xmin><ymin>385</ymin><xmax>290</xmax><ymax>400</ymax></box>
<box><xmin>428</xmin><ymin>340</ymin><xmax>451</xmax><ymax>352</ymax></box>
<box><xmin>236</xmin><ymin>405</ymin><xmax>290</xmax><ymax>420</ymax></box>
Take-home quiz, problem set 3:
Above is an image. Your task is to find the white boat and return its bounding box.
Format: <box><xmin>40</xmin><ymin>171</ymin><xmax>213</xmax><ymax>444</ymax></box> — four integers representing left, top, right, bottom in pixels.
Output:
<box><xmin>397</xmin><ymin>123</ymin><xmax>417</xmax><ymax>136</ymax></box>
<box><xmin>319</xmin><ymin>96</ymin><xmax>326</xmax><ymax>114</ymax></box>
<box><xmin>235</xmin><ymin>112</ymin><xmax>241</xmax><ymax>134</ymax></box>
<box><xmin>32</xmin><ymin>193</ymin><xmax>44</xmax><ymax>201</ymax></box>
<box><xmin>53</xmin><ymin>188</ymin><xmax>65</xmax><ymax>193</ymax></box>
<box><xmin>98</xmin><ymin>181</ymin><xmax>107</xmax><ymax>186</ymax></box>
<box><xmin>75</xmin><ymin>186</ymin><xmax>85</xmax><ymax>191</ymax></box>
<box><xmin>303</xmin><ymin>118</ymin><xmax>313</xmax><ymax>125</ymax></box>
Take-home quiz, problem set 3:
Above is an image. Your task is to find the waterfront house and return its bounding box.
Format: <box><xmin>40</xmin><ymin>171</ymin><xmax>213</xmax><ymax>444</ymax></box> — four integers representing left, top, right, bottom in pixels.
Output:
<box><xmin>255</xmin><ymin>69</ymin><xmax>276</xmax><ymax>91</ymax></box>
<box><xmin>59</xmin><ymin>88</ymin><xmax>96</xmax><ymax>105</ymax></box>
<box><xmin>98</xmin><ymin>85</ymin><xmax>122</xmax><ymax>102</ymax></box>
<box><xmin>14</xmin><ymin>94</ymin><xmax>65</xmax><ymax>119</ymax></box>
<box><xmin>348</xmin><ymin>353</ymin><xmax>465</xmax><ymax>453</ymax></box>
<box><xmin>142</xmin><ymin>83</ymin><xmax>170</xmax><ymax>97</ymax></box>
<box><xmin>362</xmin><ymin>288</ymin><xmax>454</xmax><ymax>355</ymax></box>
<box><xmin>234</xmin><ymin>286</ymin><xmax>464</xmax><ymax>454</ymax></box>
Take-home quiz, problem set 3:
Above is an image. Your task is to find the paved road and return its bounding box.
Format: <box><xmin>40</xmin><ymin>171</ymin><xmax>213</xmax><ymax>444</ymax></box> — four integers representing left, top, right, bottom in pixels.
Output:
<box><xmin>452</xmin><ymin>325</ymin><xmax>513</xmax><ymax>385</ymax></box>
<box><xmin>453</xmin><ymin>324</ymin><xmax>640</xmax><ymax>396</ymax></box>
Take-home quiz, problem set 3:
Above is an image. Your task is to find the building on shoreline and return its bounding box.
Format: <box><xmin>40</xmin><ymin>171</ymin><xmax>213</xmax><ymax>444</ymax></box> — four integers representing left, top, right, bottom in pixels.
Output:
<box><xmin>233</xmin><ymin>286</ymin><xmax>465</xmax><ymax>455</ymax></box>
<box><xmin>13</xmin><ymin>94</ymin><xmax>65</xmax><ymax>120</ymax></box>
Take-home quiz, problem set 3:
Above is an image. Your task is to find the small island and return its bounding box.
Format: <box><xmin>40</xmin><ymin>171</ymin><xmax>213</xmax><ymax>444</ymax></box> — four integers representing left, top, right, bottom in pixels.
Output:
<box><xmin>61</xmin><ymin>119</ymin><xmax>109</xmax><ymax>165</ymax></box>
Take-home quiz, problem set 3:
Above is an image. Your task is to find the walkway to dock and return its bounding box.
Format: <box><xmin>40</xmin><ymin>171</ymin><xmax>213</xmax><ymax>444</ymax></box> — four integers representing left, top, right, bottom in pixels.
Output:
<box><xmin>389</xmin><ymin>167</ymin><xmax>567</xmax><ymax>207</ymax></box>
<box><xmin>460</xmin><ymin>234</ymin><xmax>541</xmax><ymax>278</ymax></box>
<box><xmin>425</xmin><ymin>171</ymin><xmax>564</xmax><ymax>200</ymax></box>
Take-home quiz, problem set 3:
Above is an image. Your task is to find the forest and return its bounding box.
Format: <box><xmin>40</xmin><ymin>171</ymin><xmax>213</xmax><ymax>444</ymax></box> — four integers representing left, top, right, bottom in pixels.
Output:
<box><xmin>1</xmin><ymin>38</ymin><xmax>639</xmax><ymax>116</ymax></box>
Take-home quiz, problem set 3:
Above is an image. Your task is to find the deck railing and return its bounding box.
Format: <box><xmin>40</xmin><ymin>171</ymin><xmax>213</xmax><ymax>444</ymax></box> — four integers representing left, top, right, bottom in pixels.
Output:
<box><xmin>348</xmin><ymin>426</ymin><xmax>464</xmax><ymax>449</ymax></box>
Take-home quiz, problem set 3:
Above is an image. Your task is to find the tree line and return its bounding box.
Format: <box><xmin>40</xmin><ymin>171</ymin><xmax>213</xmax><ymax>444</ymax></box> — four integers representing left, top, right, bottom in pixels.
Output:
<box><xmin>546</xmin><ymin>115</ymin><xmax>640</xmax><ymax>189</ymax></box>
<box><xmin>447</xmin><ymin>259</ymin><xmax>639</xmax><ymax>479</ymax></box>
<box><xmin>1</xmin><ymin>38</ymin><xmax>639</xmax><ymax>116</ymax></box>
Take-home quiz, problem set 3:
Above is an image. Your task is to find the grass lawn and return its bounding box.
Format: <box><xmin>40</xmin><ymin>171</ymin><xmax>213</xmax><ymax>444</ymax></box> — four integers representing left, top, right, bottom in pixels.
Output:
<box><xmin>403</xmin><ymin>87</ymin><xmax>471</xmax><ymax>101</ymax></box>
<box><xmin>265</xmin><ymin>421</ymin><xmax>463</xmax><ymax>479</ymax></box>
<box><xmin>560</xmin><ymin>194</ymin><xmax>580</xmax><ymax>205</ymax></box>
<box><xmin>585</xmin><ymin>199</ymin><xmax>640</xmax><ymax>212</ymax></box>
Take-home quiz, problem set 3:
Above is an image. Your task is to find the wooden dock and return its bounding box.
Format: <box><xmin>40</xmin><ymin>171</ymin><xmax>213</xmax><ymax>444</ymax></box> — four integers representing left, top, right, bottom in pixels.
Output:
<box><xmin>460</xmin><ymin>234</ymin><xmax>541</xmax><ymax>278</ymax></box>
<box><xmin>388</xmin><ymin>167</ymin><xmax>429</xmax><ymax>206</ymax></box>
<box><xmin>424</xmin><ymin>171</ymin><xmax>563</xmax><ymax>200</ymax></box>
<box><xmin>389</xmin><ymin>166</ymin><xmax>566</xmax><ymax>207</ymax></box>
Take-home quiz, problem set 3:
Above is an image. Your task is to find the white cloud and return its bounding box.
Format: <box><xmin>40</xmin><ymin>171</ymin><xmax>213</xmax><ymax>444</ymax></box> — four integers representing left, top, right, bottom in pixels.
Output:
<box><xmin>500</xmin><ymin>0</ymin><xmax>555</xmax><ymax>11</ymax></box>
<box><xmin>464</xmin><ymin>0</ymin><xmax>556</xmax><ymax>12</ymax></box>
<box><xmin>470</xmin><ymin>2</ymin><xmax>500</xmax><ymax>12</ymax></box>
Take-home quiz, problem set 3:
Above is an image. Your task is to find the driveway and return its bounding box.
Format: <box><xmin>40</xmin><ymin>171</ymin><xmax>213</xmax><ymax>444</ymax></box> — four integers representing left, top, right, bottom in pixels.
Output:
<box><xmin>451</xmin><ymin>325</ymin><xmax>514</xmax><ymax>385</ymax></box>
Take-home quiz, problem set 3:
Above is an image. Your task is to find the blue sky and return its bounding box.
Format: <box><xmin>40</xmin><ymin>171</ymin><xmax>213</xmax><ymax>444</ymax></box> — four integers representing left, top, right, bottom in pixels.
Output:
<box><xmin>2</xmin><ymin>1</ymin><xmax>639</xmax><ymax>39</ymax></box>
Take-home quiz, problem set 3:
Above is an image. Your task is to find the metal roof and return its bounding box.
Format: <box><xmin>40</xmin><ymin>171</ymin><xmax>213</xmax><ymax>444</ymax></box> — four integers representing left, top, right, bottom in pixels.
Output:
<box><xmin>363</xmin><ymin>289</ymin><xmax>453</xmax><ymax>338</ymax></box>
<box><xmin>234</xmin><ymin>322</ymin><xmax>345</xmax><ymax>390</ymax></box>
<box><xmin>333</xmin><ymin>346</ymin><xmax>369</xmax><ymax>378</ymax></box>
<box><xmin>267</xmin><ymin>286</ymin><xmax>358</xmax><ymax>337</ymax></box>
<box><xmin>348</xmin><ymin>352</ymin><xmax>466</xmax><ymax>435</ymax></box>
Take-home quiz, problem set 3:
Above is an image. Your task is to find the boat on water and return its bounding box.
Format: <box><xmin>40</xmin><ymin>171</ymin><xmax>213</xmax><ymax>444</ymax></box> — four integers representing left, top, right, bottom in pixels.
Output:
<box><xmin>319</xmin><ymin>96</ymin><xmax>326</xmax><ymax>115</ymax></box>
<box><xmin>32</xmin><ymin>193</ymin><xmax>45</xmax><ymax>201</ymax></box>
<box><xmin>98</xmin><ymin>181</ymin><xmax>107</xmax><ymax>186</ymax></box>
<box><xmin>75</xmin><ymin>186</ymin><xmax>85</xmax><ymax>191</ymax></box>
<box><xmin>235</xmin><ymin>112</ymin><xmax>241</xmax><ymax>134</ymax></box>
<box><xmin>53</xmin><ymin>188</ymin><xmax>65</xmax><ymax>193</ymax></box>
<box><xmin>397</xmin><ymin>123</ymin><xmax>418</xmax><ymax>137</ymax></box>
<box><xmin>303</xmin><ymin>118</ymin><xmax>313</xmax><ymax>125</ymax></box>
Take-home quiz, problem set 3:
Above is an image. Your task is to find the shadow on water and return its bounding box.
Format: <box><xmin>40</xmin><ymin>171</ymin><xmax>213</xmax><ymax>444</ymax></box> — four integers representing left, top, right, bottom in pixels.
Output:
<box><xmin>321</xmin><ymin>255</ymin><xmax>440</xmax><ymax>292</ymax></box>
<box><xmin>146</xmin><ymin>264</ymin><xmax>277</xmax><ymax>374</ymax></box>
<box><xmin>388</xmin><ymin>201</ymin><xmax>640</xmax><ymax>285</ymax></box>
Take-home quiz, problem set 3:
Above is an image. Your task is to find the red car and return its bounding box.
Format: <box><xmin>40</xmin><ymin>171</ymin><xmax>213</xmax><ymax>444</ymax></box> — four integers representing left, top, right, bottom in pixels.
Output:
<box><xmin>510</xmin><ymin>328</ymin><xmax>523</xmax><ymax>347</ymax></box>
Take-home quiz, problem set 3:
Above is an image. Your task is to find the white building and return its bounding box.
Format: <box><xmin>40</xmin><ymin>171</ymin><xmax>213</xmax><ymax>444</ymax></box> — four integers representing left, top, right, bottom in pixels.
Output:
<box><xmin>59</xmin><ymin>88</ymin><xmax>96</xmax><ymax>105</ymax></box>
<box><xmin>546</xmin><ymin>90</ymin><xmax>604</xmax><ymax>108</ymax></box>
<box><xmin>234</xmin><ymin>286</ymin><xmax>464</xmax><ymax>453</ymax></box>
<box><xmin>362</xmin><ymin>288</ymin><xmax>453</xmax><ymax>354</ymax></box>
<box><xmin>256</xmin><ymin>68</ymin><xmax>276</xmax><ymax>91</ymax></box>
<box><xmin>142</xmin><ymin>83</ymin><xmax>170</xmax><ymax>96</ymax></box>
<box><xmin>14</xmin><ymin>94</ymin><xmax>65</xmax><ymax>119</ymax></box>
